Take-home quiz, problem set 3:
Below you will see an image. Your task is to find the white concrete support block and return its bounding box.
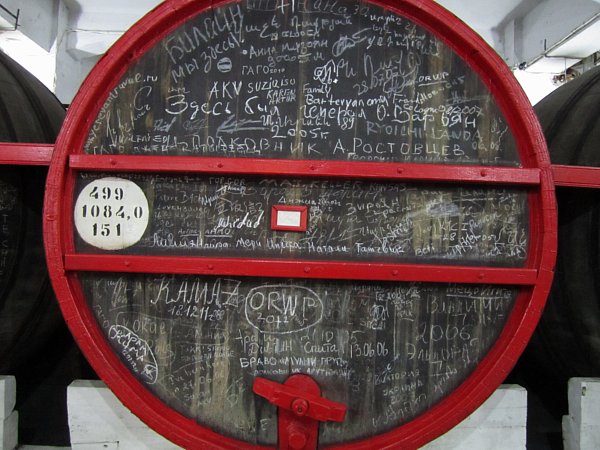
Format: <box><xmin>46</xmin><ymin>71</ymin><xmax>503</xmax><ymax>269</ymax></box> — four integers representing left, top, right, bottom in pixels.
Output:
<box><xmin>67</xmin><ymin>380</ymin><xmax>181</xmax><ymax>450</ymax></box>
<box><xmin>0</xmin><ymin>377</ymin><xmax>16</xmax><ymax>420</ymax></box>
<box><xmin>68</xmin><ymin>381</ymin><xmax>526</xmax><ymax>449</ymax></box>
<box><xmin>563</xmin><ymin>378</ymin><xmax>600</xmax><ymax>450</ymax></box>
<box><xmin>0</xmin><ymin>411</ymin><xmax>17</xmax><ymax>450</ymax></box>
<box><xmin>0</xmin><ymin>376</ymin><xmax>17</xmax><ymax>450</ymax></box>
<box><xmin>422</xmin><ymin>385</ymin><xmax>527</xmax><ymax>450</ymax></box>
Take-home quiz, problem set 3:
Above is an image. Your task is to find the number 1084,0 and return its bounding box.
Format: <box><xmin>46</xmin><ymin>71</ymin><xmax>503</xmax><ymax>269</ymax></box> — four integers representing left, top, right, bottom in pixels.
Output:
<box><xmin>80</xmin><ymin>204</ymin><xmax>144</xmax><ymax>220</ymax></box>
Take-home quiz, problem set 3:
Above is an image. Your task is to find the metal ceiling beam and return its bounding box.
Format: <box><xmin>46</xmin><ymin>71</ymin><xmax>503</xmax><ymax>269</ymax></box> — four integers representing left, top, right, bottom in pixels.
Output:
<box><xmin>0</xmin><ymin>0</ymin><xmax>59</xmax><ymax>51</ymax></box>
<box><xmin>496</xmin><ymin>0</ymin><xmax>600</xmax><ymax>69</ymax></box>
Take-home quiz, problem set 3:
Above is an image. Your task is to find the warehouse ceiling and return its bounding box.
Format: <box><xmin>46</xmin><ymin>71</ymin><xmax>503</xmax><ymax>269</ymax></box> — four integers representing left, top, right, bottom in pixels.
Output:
<box><xmin>1</xmin><ymin>0</ymin><xmax>600</xmax><ymax>104</ymax></box>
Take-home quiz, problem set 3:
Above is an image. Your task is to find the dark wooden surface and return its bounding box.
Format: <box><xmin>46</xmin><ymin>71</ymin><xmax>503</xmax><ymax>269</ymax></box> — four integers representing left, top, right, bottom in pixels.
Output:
<box><xmin>0</xmin><ymin>171</ymin><xmax>20</xmax><ymax>298</ymax></box>
<box><xmin>75</xmin><ymin>172</ymin><xmax>529</xmax><ymax>265</ymax></box>
<box><xmin>83</xmin><ymin>1</ymin><xmax>519</xmax><ymax>166</ymax></box>
<box><xmin>83</xmin><ymin>273</ymin><xmax>516</xmax><ymax>444</ymax></box>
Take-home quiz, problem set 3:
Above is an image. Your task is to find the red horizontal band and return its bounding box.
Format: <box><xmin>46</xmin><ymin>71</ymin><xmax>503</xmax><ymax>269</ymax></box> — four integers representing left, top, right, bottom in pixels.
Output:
<box><xmin>64</xmin><ymin>253</ymin><xmax>537</xmax><ymax>285</ymax></box>
<box><xmin>552</xmin><ymin>164</ymin><xmax>600</xmax><ymax>189</ymax></box>
<box><xmin>0</xmin><ymin>143</ymin><xmax>54</xmax><ymax>165</ymax></box>
<box><xmin>69</xmin><ymin>155</ymin><xmax>540</xmax><ymax>186</ymax></box>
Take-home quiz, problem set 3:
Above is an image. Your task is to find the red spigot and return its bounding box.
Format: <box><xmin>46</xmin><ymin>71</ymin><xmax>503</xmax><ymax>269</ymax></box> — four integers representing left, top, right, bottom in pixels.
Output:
<box><xmin>253</xmin><ymin>374</ymin><xmax>347</xmax><ymax>450</ymax></box>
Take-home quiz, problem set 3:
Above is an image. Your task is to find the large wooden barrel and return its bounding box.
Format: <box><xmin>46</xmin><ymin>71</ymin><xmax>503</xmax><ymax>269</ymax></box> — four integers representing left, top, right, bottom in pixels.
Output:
<box><xmin>518</xmin><ymin>65</ymin><xmax>600</xmax><ymax>394</ymax></box>
<box><xmin>0</xmin><ymin>49</ymin><xmax>65</xmax><ymax>373</ymax></box>
<box><xmin>0</xmin><ymin>50</ymin><xmax>95</xmax><ymax>446</ymax></box>
<box><xmin>44</xmin><ymin>0</ymin><xmax>556</xmax><ymax>448</ymax></box>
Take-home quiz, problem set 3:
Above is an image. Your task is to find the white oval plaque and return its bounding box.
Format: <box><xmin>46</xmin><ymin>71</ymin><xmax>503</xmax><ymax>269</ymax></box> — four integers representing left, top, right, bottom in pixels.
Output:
<box><xmin>74</xmin><ymin>177</ymin><xmax>149</xmax><ymax>250</ymax></box>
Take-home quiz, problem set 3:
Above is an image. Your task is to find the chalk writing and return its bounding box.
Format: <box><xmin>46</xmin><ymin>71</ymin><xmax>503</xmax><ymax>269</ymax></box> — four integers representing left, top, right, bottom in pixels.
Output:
<box><xmin>107</xmin><ymin>324</ymin><xmax>158</xmax><ymax>384</ymax></box>
<box><xmin>76</xmin><ymin>173</ymin><xmax>529</xmax><ymax>266</ymax></box>
<box><xmin>245</xmin><ymin>284</ymin><xmax>323</xmax><ymax>333</ymax></box>
<box><xmin>84</xmin><ymin>274</ymin><xmax>516</xmax><ymax>444</ymax></box>
<box><xmin>83</xmin><ymin>0</ymin><xmax>519</xmax><ymax>166</ymax></box>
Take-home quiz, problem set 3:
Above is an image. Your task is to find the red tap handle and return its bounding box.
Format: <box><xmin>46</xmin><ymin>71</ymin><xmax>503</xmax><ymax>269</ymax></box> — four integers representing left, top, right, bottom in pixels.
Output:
<box><xmin>253</xmin><ymin>376</ymin><xmax>347</xmax><ymax>423</ymax></box>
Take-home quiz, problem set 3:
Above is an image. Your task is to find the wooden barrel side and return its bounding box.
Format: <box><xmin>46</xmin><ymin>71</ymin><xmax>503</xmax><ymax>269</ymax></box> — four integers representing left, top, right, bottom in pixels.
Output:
<box><xmin>0</xmin><ymin>50</ymin><xmax>65</xmax><ymax>371</ymax></box>
<box><xmin>0</xmin><ymin>50</ymin><xmax>95</xmax><ymax>446</ymax></box>
<box><xmin>520</xmin><ymin>66</ymin><xmax>600</xmax><ymax>393</ymax></box>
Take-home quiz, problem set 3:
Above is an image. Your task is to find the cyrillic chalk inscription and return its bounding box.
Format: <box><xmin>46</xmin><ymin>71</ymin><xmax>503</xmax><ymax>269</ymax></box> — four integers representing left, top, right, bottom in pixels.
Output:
<box><xmin>84</xmin><ymin>0</ymin><xmax>519</xmax><ymax>166</ymax></box>
<box><xmin>76</xmin><ymin>173</ymin><xmax>529</xmax><ymax>267</ymax></box>
<box><xmin>84</xmin><ymin>274</ymin><xmax>516</xmax><ymax>444</ymax></box>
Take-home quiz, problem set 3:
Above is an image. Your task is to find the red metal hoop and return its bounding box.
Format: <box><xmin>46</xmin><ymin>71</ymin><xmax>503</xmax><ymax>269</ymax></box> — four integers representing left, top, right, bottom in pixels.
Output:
<box><xmin>43</xmin><ymin>0</ymin><xmax>557</xmax><ymax>448</ymax></box>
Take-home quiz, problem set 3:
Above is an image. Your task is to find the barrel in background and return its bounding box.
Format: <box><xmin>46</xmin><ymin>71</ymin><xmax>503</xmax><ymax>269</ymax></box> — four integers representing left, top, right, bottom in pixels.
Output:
<box><xmin>0</xmin><ymin>50</ymin><xmax>94</xmax><ymax>445</ymax></box>
<box><xmin>516</xmin><ymin>65</ymin><xmax>600</xmax><ymax>405</ymax></box>
<box><xmin>0</xmin><ymin>49</ymin><xmax>63</xmax><ymax>374</ymax></box>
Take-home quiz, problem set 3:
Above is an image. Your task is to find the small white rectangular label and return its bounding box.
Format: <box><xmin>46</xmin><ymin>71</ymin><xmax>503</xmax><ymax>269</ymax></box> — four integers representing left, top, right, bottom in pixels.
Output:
<box><xmin>276</xmin><ymin>210</ymin><xmax>302</xmax><ymax>228</ymax></box>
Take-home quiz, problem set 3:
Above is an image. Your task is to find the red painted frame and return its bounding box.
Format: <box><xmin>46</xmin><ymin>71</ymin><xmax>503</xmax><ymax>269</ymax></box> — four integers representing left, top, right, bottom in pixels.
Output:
<box><xmin>43</xmin><ymin>0</ymin><xmax>558</xmax><ymax>449</ymax></box>
<box><xmin>65</xmin><ymin>254</ymin><xmax>538</xmax><ymax>285</ymax></box>
<box><xmin>3</xmin><ymin>143</ymin><xmax>600</xmax><ymax>190</ymax></box>
<box><xmin>552</xmin><ymin>164</ymin><xmax>600</xmax><ymax>188</ymax></box>
<box><xmin>271</xmin><ymin>205</ymin><xmax>309</xmax><ymax>232</ymax></box>
<box><xmin>69</xmin><ymin>154</ymin><xmax>542</xmax><ymax>186</ymax></box>
<box><xmin>0</xmin><ymin>142</ymin><xmax>54</xmax><ymax>165</ymax></box>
